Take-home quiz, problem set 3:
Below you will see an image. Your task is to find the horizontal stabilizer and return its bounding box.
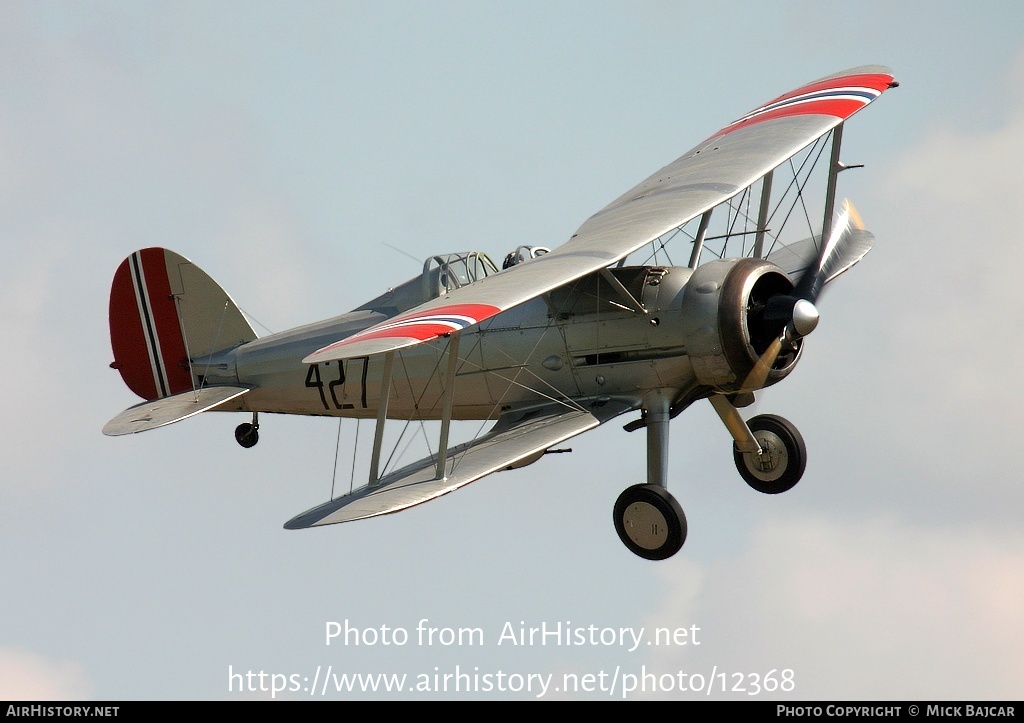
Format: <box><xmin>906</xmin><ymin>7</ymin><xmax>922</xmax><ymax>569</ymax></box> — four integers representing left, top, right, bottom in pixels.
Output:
<box><xmin>103</xmin><ymin>386</ymin><xmax>250</xmax><ymax>436</ymax></box>
<box><xmin>284</xmin><ymin>398</ymin><xmax>635</xmax><ymax>529</ymax></box>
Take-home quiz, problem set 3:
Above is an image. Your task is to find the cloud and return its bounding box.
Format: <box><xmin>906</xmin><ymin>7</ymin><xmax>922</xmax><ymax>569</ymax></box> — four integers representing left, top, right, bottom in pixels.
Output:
<box><xmin>645</xmin><ymin>512</ymin><xmax>1024</xmax><ymax>699</ymax></box>
<box><xmin>0</xmin><ymin>647</ymin><xmax>93</xmax><ymax>700</ymax></box>
<box><xmin>781</xmin><ymin>66</ymin><xmax>1024</xmax><ymax>529</ymax></box>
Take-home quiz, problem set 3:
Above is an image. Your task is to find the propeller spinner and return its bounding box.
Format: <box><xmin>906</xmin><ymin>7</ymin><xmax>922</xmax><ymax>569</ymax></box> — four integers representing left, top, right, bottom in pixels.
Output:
<box><xmin>740</xmin><ymin>200</ymin><xmax>871</xmax><ymax>392</ymax></box>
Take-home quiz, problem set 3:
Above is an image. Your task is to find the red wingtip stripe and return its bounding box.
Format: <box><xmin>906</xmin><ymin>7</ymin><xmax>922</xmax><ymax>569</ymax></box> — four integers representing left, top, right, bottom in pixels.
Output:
<box><xmin>758</xmin><ymin>72</ymin><xmax>894</xmax><ymax>111</ymax></box>
<box><xmin>710</xmin><ymin>72</ymin><xmax>894</xmax><ymax>140</ymax></box>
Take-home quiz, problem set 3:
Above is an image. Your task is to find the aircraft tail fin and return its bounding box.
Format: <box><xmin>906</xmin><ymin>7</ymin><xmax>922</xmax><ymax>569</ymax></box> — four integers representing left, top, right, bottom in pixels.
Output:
<box><xmin>108</xmin><ymin>248</ymin><xmax>257</xmax><ymax>401</ymax></box>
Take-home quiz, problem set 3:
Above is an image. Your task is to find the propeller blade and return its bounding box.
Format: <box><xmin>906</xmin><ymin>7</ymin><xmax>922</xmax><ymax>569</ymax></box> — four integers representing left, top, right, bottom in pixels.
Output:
<box><xmin>740</xmin><ymin>297</ymin><xmax>819</xmax><ymax>390</ymax></box>
<box><xmin>794</xmin><ymin>199</ymin><xmax>874</xmax><ymax>302</ymax></box>
<box><xmin>741</xmin><ymin>335</ymin><xmax>784</xmax><ymax>392</ymax></box>
<box><xmin>740</xmin><ymin>202</ymin><xmax>869</xmax><ymax>393</ymax></box>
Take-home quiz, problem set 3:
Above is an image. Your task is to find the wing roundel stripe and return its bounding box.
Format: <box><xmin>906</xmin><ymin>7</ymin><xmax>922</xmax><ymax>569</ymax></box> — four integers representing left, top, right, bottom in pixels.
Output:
<box><xmin>713</xmin><ymin>72</ymin><xmax>894</xmax><ymax>138</ymax></box>
<box><xmin>310</xmin><ymin>303</ymin><xmax>501</xmax><ymax>358</ymax></box>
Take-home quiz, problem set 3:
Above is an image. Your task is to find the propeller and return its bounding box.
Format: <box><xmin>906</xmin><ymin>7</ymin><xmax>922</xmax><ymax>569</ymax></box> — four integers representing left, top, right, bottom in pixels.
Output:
<box><xmin>739</xmin><ymin>199</ymin><xmax>873</xmax><ymax>391</ymax></box>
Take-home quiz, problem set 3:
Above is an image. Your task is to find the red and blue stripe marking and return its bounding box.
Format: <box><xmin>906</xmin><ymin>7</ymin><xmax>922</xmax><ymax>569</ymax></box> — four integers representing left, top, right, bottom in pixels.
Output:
<box><xmin>316</xmin><ymin>303</ymin><xmax>502</xmax><ymax>356</ymax></box>
<box><xmin>712</xmin><ymin>71</ymin><xmax>895</xmax><ymax>139</ymax></box>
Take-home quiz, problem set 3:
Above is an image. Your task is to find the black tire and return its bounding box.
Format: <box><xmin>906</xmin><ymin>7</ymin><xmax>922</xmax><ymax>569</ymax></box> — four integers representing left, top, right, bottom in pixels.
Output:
<box><xmin>613</xmin><ymin>484</ymin><xmax>687</xmax><ymax>560</ymax></box>
<box><xmin>733</xmin><ymin>414</ymin><xmax>805</xmax><ymax>494</ymax></box>
<box><xmin>235</xmin><ymin>422</ymin><xmax>259</xmax><ymax>449</ymax></box>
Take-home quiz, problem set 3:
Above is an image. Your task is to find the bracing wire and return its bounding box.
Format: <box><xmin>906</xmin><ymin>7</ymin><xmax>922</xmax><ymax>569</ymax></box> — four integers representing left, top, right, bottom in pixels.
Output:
<box><xmin>331</xmin><ymin>417</ymin><xmax>343</xmax><ymax>500</ymax></box>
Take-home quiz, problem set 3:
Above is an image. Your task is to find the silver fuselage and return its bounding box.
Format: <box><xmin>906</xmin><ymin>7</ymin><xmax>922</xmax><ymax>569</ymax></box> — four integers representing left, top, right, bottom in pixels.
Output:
<box><xmin>201</xmin><ymin>265</ymin><xmax>705</xmax><ymax>420</ymax></box>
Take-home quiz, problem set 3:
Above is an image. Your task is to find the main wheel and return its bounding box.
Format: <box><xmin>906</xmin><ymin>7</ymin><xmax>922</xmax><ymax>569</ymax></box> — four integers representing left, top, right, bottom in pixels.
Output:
<box><xmin>613</xmin><ymin>484</ymin><xmax>687</xmax><ymax>560</ymax></box>
<box><xmin>235</xmin><ymin>422</ymin><xmax>259</xmax><ymax>448</ymax></box>
<box><xmin>733</xmin><ymin>414</ymin><xmax>806</xmax><ymax>494</ymax></box>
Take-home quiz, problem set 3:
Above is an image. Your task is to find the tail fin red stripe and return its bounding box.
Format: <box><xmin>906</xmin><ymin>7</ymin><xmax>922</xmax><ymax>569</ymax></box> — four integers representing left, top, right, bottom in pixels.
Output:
<box><xmin>109</xmin><ymin>248</ymin><xmax>193</xmax><ymax>400</ymax></box>
<box><xmin>129</xmin><ymin>252</ymin><xmax>168</xmax><ymax>396</ymax></box>
<box><xmin>136</xmin><ymin>249</ymin><xmax>192</xmax><ymax>396</ymax></box>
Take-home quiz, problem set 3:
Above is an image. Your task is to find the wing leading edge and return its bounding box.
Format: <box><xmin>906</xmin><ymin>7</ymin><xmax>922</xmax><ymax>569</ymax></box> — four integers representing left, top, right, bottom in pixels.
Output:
<box><xmin>305</xmin><ymin>66</ymin><xmax>895</xmax><ymax>365</ymax></box>
<box><xmin>284</xmin><ymin>397</ymin><xmax>635</xmax><ymax>529</ymax></box>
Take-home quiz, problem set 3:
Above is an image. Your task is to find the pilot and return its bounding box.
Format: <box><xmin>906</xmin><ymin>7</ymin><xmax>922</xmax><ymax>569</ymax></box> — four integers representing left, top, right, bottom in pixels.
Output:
<box><xmin>502</xmin><ymin>245</ymin><xmax>550</xmax><ymax>269</ymax></box>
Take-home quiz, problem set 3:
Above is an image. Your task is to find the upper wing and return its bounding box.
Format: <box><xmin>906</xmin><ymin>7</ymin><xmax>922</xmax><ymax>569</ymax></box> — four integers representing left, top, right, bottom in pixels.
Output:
<box><xmin>283</xmin><ymin>397</ymin><xmax>634</xmax><ymax>529</ymax></box>
<box><xmin>305</xmin><ymin>66</ymin><xmax>896</xmax><ymax>365</ymax></box>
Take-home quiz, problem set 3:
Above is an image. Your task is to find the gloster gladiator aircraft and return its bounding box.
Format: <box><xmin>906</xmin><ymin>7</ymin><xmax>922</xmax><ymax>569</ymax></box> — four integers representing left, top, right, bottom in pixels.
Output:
<box><xmin>105</xmin><ymin>66</ymin><xmax>897</xmax><ymax>560</ymax></box>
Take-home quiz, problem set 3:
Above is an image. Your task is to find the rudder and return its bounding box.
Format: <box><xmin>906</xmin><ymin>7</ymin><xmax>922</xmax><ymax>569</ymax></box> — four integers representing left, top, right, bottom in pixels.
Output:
<box><xmin>109</xmin><ymin>248</ymin><xmax>257</xmax><ymax>401</ymax></box>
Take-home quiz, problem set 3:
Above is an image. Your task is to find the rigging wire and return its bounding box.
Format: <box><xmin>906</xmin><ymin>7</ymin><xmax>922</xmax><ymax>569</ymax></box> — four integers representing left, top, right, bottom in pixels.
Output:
<box><xmin>331</xmin><ymin>417</ymin><xmax>343</xmax><ymax>500</ymax></box>
<box><xmin>316</xmin><ymin>131</ymin><xmax>840</xmax><ymax>498</ymax></box>
<box><xmin>349</xmin><ymin>419</ymin><xmax>360</xmax><ymax>495</ymax></box>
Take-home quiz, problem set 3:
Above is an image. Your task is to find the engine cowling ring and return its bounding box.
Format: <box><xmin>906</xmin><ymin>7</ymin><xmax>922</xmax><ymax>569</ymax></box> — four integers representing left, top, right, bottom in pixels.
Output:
<box><xmin>681</xmin><ymin>258</ymin><xmax>803</xmax><ymax>393</ymax></box>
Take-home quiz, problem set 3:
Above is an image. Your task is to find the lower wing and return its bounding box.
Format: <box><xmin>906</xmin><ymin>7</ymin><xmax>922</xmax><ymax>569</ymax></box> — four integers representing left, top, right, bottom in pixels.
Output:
<box><xmin>284</xmin><ymin>397</ymin><xmax>635</xmax><ymax>529</ymax></box>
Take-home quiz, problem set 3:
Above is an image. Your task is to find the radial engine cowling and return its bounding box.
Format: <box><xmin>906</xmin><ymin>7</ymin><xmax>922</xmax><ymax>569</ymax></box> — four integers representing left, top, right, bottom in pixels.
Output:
<box><xmin>679</xmin><ymin>258</ymin><xmax>804</xmax><ymax>393</ymax></box>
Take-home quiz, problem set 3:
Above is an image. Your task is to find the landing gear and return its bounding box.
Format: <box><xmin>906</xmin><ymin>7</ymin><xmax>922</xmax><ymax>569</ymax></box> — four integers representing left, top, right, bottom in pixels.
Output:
<box><xmin>733</xmin><ymin>414</ymin><xmax>806</xmax><ymax>494</ymax></box>
<box><xmin>235</xmin><ymin>413</ymin><xmax>260</xmax><ymax>448</ymax></box>
<box><xmin>613</xmin><ymin>396</ymin><xmax>806</xmax><ymax>558</ymax></box>
<box><xmin>612</xmin><ymin>390</ymin><xmax>688</xmax><ymax>560</ymax></box>
<box><xmin>613</xmin><ymin>484</ymin><xmax>687</xmax><ymax>561</ymax></box>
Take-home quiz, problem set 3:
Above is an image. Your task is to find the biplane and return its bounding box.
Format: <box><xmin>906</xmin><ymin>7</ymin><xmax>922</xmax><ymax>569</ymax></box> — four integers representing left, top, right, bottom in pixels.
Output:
<box><xmin>104</xmin><ymin>66</ymin><xmax>897</xmax><ymax>560</ymax></box>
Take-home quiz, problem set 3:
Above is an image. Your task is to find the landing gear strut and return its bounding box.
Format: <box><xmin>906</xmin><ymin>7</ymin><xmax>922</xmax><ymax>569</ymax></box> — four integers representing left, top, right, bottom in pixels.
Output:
<box><xmin>613</xmin><ymin>389</ymin><xmax>687</xmax><ymax>560</ymax></box>
<box><xmin>235</xmin><ymin>413</ymin><xmax>259</xmax><ymax>448</ymax></box>
<box><xmin>612</xmin><ymin>393</ymin><xmax>807</xmax><ymax>559</ymax></box>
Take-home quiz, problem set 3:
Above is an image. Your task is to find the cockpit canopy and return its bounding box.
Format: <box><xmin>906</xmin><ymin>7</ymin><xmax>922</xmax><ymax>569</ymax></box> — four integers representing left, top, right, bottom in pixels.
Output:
<box><xmin>356</xmin><ymin>249</ymin><xmax>530</xmax><ymax>316</ymax></box>
<box><xmin>423</xmin><ymin>251</ymin><xmax>500</xmax><ymax>298</ymax></box>
<box><xmin>502</xmin><ymin>245</ymin><xmax>550</xmax><ymax>269</ymax></box>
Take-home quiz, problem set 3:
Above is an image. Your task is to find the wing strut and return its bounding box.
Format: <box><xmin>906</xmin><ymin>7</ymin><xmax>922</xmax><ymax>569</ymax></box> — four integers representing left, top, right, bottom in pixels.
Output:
<box><xmin>752</xmin><ymin>170</ymin><xmax>773</xmax><ymax>258</ymax></box>
<box><xmin>368</xmin><ymin>351</ymin><xmax>395</xmax><ymax>486</ymax></box>
<box><xmin>688</xmin><ymin>210</ymin><xmax>713</xmax><ymax>268</ymax></box>
<box><xmin>367</xmin><ymin>335</ymin><xmax>463</xmax><ymax>486</ymax></box>
<box><xmin>820</xmin><ymin>123</ymin><xmax>844</xmax><ymax>255</ymax></box>
<box><xmin>435</xmin><ymin>333</ymin><xmax>460</xmax><ymax>479</ymax></box>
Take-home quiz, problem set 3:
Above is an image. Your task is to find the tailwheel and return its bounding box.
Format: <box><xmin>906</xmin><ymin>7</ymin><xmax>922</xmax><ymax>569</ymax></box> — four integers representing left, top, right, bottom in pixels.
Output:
<box><xmin>733</xmin><ymin>414</ymin><xmax>806</xmax><ymax>494</ymax></box>
<box><xmin>235</xmin><ymin>422</ymin><xmax>259</xmax><ymax>448</ymax></box>
<box><xmin>613</xmin><ymin>484</ymin><xmax>687</xmax><ymax>560</ymax></box>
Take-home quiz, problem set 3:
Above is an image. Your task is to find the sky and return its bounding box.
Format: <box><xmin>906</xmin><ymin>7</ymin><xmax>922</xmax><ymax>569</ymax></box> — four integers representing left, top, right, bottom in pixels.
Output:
<box><xmin>2</xmin><ymin>0</ymin><xmax>1023</xmax><ymax>701</ymax></box>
